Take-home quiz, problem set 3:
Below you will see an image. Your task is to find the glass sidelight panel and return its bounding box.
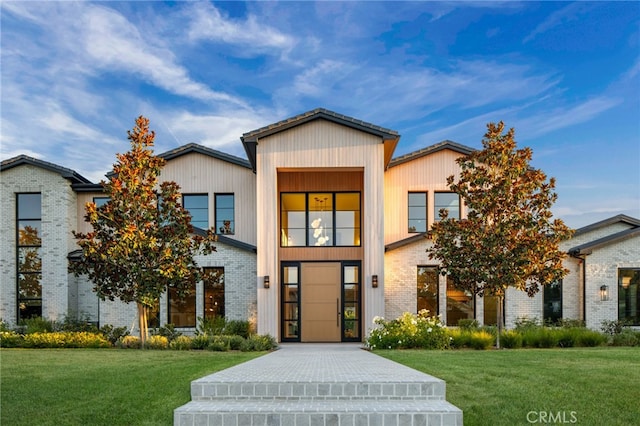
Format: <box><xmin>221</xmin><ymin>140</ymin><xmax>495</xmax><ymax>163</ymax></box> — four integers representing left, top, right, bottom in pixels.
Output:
<box><xmin>281</xmin><ymin>263</ymin><xmax>300</xmax><ymax>341</ymax></box>
<box><xmin>342</xmin><ymin>264</ymin><xmax>361</xmax><ymax>341</ymax></box>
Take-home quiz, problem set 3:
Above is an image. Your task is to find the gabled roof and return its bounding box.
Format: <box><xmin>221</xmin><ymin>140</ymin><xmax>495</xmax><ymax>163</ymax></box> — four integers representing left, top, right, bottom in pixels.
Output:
<box><xmin>573</xmin><ymin>214</ymin><xmax>640</xmax><ymax>237</ymax></box>
<box><xmin>388</xmin><ymin>140</ymin><xmax>475</xmax><ymax>168</ymax></box>
<box><xmin>385</xmin><ymin>232</ymin><xmax>432</xmax><ymax>252</ymax></box>
<box><xmin>569</xmin><ymin>226</ymin><xmax>640</xmax><ymax>256</ymax></box>
<box><xmin>158</xmin><ymin>143</ymin><xmax>251</xmax><ymax>169</ymax></box>
<box><xmin>0</xmin><ymin>154</ymin><xmax>91</xmax><ymax>184</ymax></box>
<box><xmin>241</xmin><ymin>108</ymin><xmax>400</xmax><ymax>172</ymax></box>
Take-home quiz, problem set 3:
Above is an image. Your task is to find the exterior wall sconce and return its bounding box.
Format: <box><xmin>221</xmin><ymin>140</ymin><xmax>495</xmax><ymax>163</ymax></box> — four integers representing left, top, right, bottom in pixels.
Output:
<box><xmin>263</xmin><ymin>276</ymin><xmax>270</xmax><ymax>289</ymax></box>
<box><xmin>600</xmin><ymin>285</ymin><xmax>609</xmax><ymax>301</ymax></box>
<box><xmin>372</xmin><ymin>275</ymin><xmax>378</xmax><ymax>288</ymax></box>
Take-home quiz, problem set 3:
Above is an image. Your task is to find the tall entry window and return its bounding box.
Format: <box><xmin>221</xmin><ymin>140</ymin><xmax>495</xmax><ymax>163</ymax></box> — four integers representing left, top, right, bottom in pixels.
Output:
<box><xmin>342</xmin><ymin>263</ymin><xmax>361</xmax><ymax>341</ymax></box>
<box><xmin>17</xmin><ymin>193</ymin><xmax>42</xmax><ymax>320</ymax></box>
<box><xmin>417</xmin><ymin>266</ymin><xmax>438</xmax><ymax>315</ymax></box>
<box><xmin>281</xmin><ymin>192</ymin><xmax>360</xmax><ymax>247</ymax></box>
<box><xmin>281</xmin><ymin>263</ymin><xmax>300</xmax><ymax>341</ymax></box>
<box><xmin>619</xmin><ymin>269</ymin><xmax>639</xmax><ymax>325</ymax></box>
<box><xmin>434</xmin><ymin>192</ymin><xmax>460</xmax><ymax>221</ymax></box>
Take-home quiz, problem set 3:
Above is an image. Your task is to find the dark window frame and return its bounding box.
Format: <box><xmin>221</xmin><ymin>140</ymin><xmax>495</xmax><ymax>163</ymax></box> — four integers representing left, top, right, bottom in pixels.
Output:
<box><xmin>280</xmin><ymin>191</ymin><xmax>361</xmax><ymax>247</ymax></box>
<box><xmin>618</xmin><ymin>268</ymin><xmax>640</xmax><ymax>326</ymax></box>
<box><xmin>543</xmin><ymin>280</ymin><xmax>563</xmax><ymax>325</ymax></box>
<box><xmin>203</xmin><ymin>267</ymin><xmax>225</xmax><ymax>319</ymax></box>
<box><xmin>16</xmin><ymin>193</ymin><xmax>42</xmax><ymax>321</ymax></box>
<box><xmin>408</xmin><ymin>192</ymin><xmax>428</xmax><ymax>233</ymax></box>
<box><xmin>417</xmin><ymin>266</ymin><xmax>439</xmax><ymax>315</ymax></box>
<box><xmin>434</xmin><ymin>192</ymin><xmax>461</xmax><ymax>222</ymax></box>
<box><xmin>183</xmin><ymin>193</ymin><xmax>209</xmax><ymax>230</ymax></box>
<box><xmin>215</xmin><ymin>193</ymin><xmax>235</xmax><ymax>235</ymax></box>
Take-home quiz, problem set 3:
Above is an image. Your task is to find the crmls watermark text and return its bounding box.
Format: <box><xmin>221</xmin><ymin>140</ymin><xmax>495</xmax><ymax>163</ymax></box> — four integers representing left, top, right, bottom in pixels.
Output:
<box><xmin>527</xmin><ymin>411</ymin><xmax>578</xmax><ymax>424</ymax></box>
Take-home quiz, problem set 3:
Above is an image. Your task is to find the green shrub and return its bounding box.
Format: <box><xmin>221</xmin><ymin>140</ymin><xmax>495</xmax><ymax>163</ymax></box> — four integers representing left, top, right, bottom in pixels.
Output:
<box><xmin>514</xmin><ymin>317</ymin><xmax>540</xmax><ymax>332</ymax></box>
<box><xmin>22</xmin><ymin>332</ymin><xmax>110</xmax><ymax>348</ymax></box>
<box><xmin>240</xmin><ymin>334</ymin><xmax>277</xmax><ymax>351</ymax></box>
<box><xmin>191</xmin><ymin>334</ymin><xmax>211</xmax><ymax>350</ymax></box>
<box><xmin>207</xmin><ymin>337</ymin><xmax>230</xmax><ymax>352</ymax></box>
<box><xmin>118</xmin><ymin>335</ymin><xmax>141</xmax><ymax>349</ymax></box>
<box><xmin>169</xmin><ymin>335</ymin><xmax>193</xmax><ymax>350</ymax></box>
<box><xmin>20</xmin><ymin>317</ymin><xmax>55</xmax><ymax>334</ymax></box>
<box><xmin>145</xmin><ymin>335</ymin><xmax>169</xmax><ymax>350</ymax></box>
<box><xmin>0</xmin><ymin>331</ymin><xmax>24</xmax><ymax>348</ymax></box>
<box><xmin>227</xmin><ymin>335</ymin><xmax>245</xmax><ymax>350</ymax></box>
<box><xmin>223</xmin><ymin>320</ymin><xmax>252</xmax><ymax>338</ymax></box>
<box><xmin>100</xmin><ymin>325</ymin><xmax>130</xmax><ymax>346</ymax></box>
<box><xmin>447</xmin><ymin>329</ymin><xmax>471</xmax><ymax>349</ymax></box>
<box><xmin>0</xmin><ymin>319</ymin><xmax>11</xmax><ymax>332</ymax></box>
<box><xmin>576</xmin><ymin>330</ymin><xmax>607</xmax><ymax>347</ymax></box>
<box><xmin>152</xmin><ymin>324</ymin><xmax>182</xmax><ymax>342</ymax></box>
<box><xmin>499</xmin><ymin>330</ymin><xmax>522</xmax><ymax>349</ymax></box>
<box><xmin>557</xmin><ymin>318</ymin><xmax>585</xmax><ymax>328</ymax></box>
<box><xmin>611</xmin><ymin>329</ymin><xmax>640</xmax><ymax>347</ymax></box>
<box><xmin>468</xmin><ymin>330</ymin><xmax>494</xmax><ymax>350</ymax></box>
<box><xmin>56</xmin><ymin>314</ymin><xmax>99</xmax><ymax>333</ymax></box>
<box><xmin>196</xmin><ymin>316</ymin><xmax>225</xmax><ymax>336</ymax></box>
<box><xmin>458</xmin><ymin>319</ymin><xmax>479</xmax><ymax>331</ymax></box>
<box><xmin>601</xmin><ymin>319</ymin><xmax>631</xmax><ymax>336</ymax></box>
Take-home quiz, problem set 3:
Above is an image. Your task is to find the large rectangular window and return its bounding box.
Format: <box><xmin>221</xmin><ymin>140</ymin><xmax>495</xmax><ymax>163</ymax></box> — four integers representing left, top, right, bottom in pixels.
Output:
<box><xmin>204</xmin><ymin>267</ymin><xmax>224</xmax><ymax>319</ymax></box>
<box><xmin>280</xmin><ymin>192</ymin><xmax>361</xmax><ymax>247</ymax></box>
<box><xmin>434</xmin><ymin>192</ymin><xmax>460</xmax><ymax>221</ymax></box>
<box><xmin>619</xmin><ymin>269</ymin><xmax>639</xmax><ymax>325</ymax></box>
<box><xmin>168</xmin><ymin>284</ymin><xmax>196</xmax><ymax>327</ymax></box>
<box><xmin>417</xmin><ymin>266</ymin><xmax>438</xmax><ymax>315</ymax></box>
<box><xmin>543</xmin><ymin>281</ymin><xmax>563</xmax><ymax>325</ymax></box>
<box><xmin>17</xmin><ymin>193</ymin><xmax>42</xmax><ymax>320</ymax></box>
<box><xmin>446</xmin><ymin>277</ymin><xmax>474</xmax><ymax>326</ymax></box>
<box><xmin>215</xmin><ymin>194</ymin><xmax>234</xmax><ymax>235</ymax></box>
<box><xmin>408</xmin><ymin>192</ymin><xmax>427</xmax><ymax>233</ymax></box>
<box><xmin>183</xmin><ymin>194</ymin><xmax>208</xmax><ymax>229</ymax></box>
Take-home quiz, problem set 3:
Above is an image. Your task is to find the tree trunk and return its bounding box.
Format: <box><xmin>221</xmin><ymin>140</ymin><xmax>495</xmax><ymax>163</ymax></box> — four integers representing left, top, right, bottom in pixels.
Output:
<box><xmin>496</xmin><ymin>292</ymin><xmax>504</xmax><ymax>349</ymax></box>
<box><xmin>137</xmin><ymin>302</ymin><xmax>148</xmax><ymax>347</ymax></box>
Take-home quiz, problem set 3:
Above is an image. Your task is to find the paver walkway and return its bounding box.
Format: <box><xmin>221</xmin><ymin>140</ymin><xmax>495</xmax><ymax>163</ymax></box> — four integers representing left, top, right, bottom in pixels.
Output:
<box><xmin>174</xmin><ymin>343</ymin><xmax>462</xmax><ymax>425</ymax></box>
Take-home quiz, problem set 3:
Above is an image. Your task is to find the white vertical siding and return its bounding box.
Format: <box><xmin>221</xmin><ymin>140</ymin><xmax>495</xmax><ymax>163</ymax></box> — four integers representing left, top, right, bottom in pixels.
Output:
<box><xmin>255</xmin><ymin>120</ymin><xmax>387</xmax><ymax>338</ymax></box>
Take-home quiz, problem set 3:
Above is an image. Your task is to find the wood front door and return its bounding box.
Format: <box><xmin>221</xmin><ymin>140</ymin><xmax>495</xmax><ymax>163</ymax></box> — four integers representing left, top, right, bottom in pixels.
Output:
<box><xmin>301</xmin><ymin>262</ymin><xmax>341</xmax><ymax>342</ymax></box>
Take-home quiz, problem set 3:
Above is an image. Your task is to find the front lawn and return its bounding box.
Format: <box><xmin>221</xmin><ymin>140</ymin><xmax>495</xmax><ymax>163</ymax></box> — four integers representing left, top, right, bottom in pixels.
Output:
<box><xmin>379</xmin><ymin>347</ymin><xmax>640</xmax><ymax>425</ymax></box>
<box><xmin>0</xmin><ymin>349</ymin><xmax>262</xmax><ymax>425</ymax></box>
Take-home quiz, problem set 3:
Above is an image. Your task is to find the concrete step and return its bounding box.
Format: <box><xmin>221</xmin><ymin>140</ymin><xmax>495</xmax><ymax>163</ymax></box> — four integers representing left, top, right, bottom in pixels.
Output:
<box><xmin>174</xmin><ymin>399</ymin><xmax>463</xmax><ymax>426</ymax></box>
<box><xmin>190</xmin><ymin>379</ymin><xmax>446</xmax><ymax>401</ymax></box>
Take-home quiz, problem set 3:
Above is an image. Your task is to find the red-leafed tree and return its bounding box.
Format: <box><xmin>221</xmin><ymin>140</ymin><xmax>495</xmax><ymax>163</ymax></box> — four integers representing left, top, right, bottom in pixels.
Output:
<box><xmin>70</xmin><ymin>116</ymin><xmax>216</xmax><ymax>344</ymax></box>
<box><xmin>428</xmin><ymin>122</ymin><xmax>573</xmax><ymax>347</ymax></box>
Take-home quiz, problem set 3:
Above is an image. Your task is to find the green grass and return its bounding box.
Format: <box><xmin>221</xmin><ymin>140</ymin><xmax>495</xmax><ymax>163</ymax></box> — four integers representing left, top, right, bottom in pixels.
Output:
<box><xmin>0</xmin><ymin>349</ymin><xmax>263</xmax><ymax>425</ymax></box>
<box><xmin>379</xmin><ymin>347</ymin><xmax>640</xmax><ymax>426</ymax></box>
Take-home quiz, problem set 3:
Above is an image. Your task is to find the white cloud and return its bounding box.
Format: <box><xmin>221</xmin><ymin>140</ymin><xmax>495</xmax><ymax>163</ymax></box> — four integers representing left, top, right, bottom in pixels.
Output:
<box><xmin>186</xmin><ymin>2</ymin><xmax>295</xmax><ymax>56</ymax></box>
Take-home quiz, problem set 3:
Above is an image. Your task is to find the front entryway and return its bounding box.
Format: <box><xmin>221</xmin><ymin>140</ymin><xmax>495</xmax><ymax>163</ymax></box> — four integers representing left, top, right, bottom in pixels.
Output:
<box><xmin>280</xmin><ymin>261</ymin><xmax>361</xmax><ymax>342</ymax></box>
<box><xmin>301</xmin><ymin>263</ymin><xmax>341</xmax><ymax>342</ymax></box>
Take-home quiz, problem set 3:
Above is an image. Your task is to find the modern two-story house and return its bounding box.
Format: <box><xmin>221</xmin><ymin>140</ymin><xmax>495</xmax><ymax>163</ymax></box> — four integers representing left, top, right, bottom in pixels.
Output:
<box><xmin>2</xmin><ymin>109</ymin><xmax>639</xmax><ymax>340</ymax></box>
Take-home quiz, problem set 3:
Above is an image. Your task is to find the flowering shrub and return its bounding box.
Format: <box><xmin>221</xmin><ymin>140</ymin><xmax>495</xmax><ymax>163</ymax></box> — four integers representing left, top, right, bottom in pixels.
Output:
<box><xmin>21</xmin><ymin>332</ymin><xmax>110</xmax><ymax>348</ymax></box>
<box><xmin>145</xmin><ymin>335</ymin><xmax>169</xmax><ymax>350</ymax></box>
<box><xmin>169</xmin><ymin>335</ymin><xmax>193</xmax><ymax>350</ymax></box>
<box><xmin>0</xmin><ymin>331</ymin><xmax>24</xmax><ymax>348</ymax></box>
<box><xmin>118</xmin><ymin>335</ymin><xmax>141</xmax><ymax>349</ymax></box>
<box><xmin>367</xmin><ymin>310</ymin><xmax>449</xmax><ymax>350</ymax></box>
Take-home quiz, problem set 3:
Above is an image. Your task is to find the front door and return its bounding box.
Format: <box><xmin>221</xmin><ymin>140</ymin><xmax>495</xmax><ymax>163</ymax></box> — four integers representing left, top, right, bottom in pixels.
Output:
<box><xmin>301</xmin><ymin>262</ymin><xmax>341</xmax><ymax>342</ymax></box>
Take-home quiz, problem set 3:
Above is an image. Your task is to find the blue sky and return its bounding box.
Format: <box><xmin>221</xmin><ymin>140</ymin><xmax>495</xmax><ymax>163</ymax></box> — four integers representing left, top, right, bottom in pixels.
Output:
<box><xmin>1</xmin><ymin>1</ymin><xmax>638</xmax><ymax>229</ymax></box>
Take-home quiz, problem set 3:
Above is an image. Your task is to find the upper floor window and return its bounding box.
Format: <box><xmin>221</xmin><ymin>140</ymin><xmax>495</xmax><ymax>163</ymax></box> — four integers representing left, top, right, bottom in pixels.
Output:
<box><xmin>93</xmin><ymin>197</ymin><xmax>110</xmax><ymax>208</ymax></box>
<box><xmin>281</xmin><ymin>192</ymin><xmax>361</xmax><ymax>247</ymax></box>
<box><xmin>17</xmin><ymin>193</ymin><xmax>42</xmax><ymax>320</ymax></box>
<box><xmin>215</xmin><ymin>194</ymin><xmax>234</xmax><ymax>235</ymax></box>
<box><xmin>434</xmin><ymin>192</ymin><xmax>460</xmax><ymax>221</ymax></box>
<box><xmin>183</xmin><ymin>194</ymin><xmax>208</xmax><ymax>229</ymax></box>
<box><xmin>408</xmin><ymin>192</ymin><xmax>427</xmax><ymax>233</ymax></box>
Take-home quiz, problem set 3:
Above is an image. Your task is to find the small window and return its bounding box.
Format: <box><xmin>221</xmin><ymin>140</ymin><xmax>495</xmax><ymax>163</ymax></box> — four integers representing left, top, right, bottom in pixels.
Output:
<box><xmin>434</xmin><ymin>192</ymin><xmax>460</xmax><ymax>221</ymax></box>
<box><xmin>204</xmin><ymin>267</ymin><xmax>224</xmax><ymax>319</ymax></box>
<box><xmin>417</xmin><ymin>266</ymin><xmax>438</xmax><ymax>315</ymax></box>
<box><xmin>543</xmin><ymin>281</ymin><xmax>562</xmax><ymax>325</ymax></box>
<box><xmin>215</xmin><ymin>194</ymin><xmax>234</xmax><ymax>235</ymax></box>
<box><xmin>619</xmin><ymin>269</ymin><xmax>639</xmax><ymax>326</ymax></box>
<box><xmin>408</xmin><ymin>192</ymin><xmax>427</xmax><ymax>233</ymax></box>
<box><xmin>183</xmin><ymin>194</ymin><xmax>208</xmax><ymax>229</ymax></box>
<box><xmin>93</xmin><ymin>197</ymin><xmax>110</xmax><ymax>208</ymax></box>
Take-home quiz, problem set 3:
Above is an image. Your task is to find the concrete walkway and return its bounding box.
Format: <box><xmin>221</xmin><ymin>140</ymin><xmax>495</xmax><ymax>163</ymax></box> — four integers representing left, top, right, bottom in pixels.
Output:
<box><xmin>174</xmin><ymin>343</ymin><xmax>463</xmax><ymax>425</ymax></box>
